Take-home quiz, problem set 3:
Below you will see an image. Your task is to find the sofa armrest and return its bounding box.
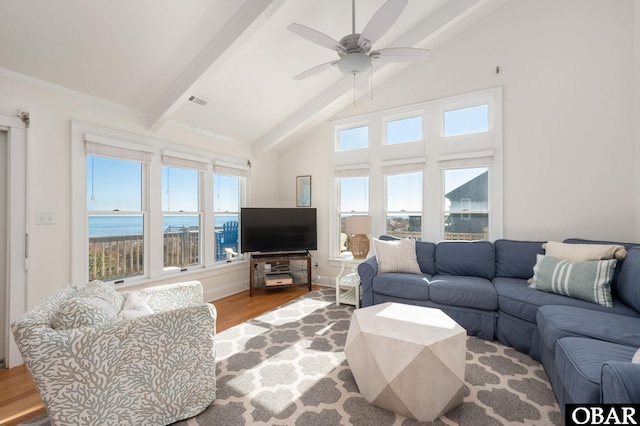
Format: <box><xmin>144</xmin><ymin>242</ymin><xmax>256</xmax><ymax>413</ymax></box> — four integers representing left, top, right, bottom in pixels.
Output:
<box><xmin>358</xmin><ymin>257</ymin><xmax>378</xmax><ymax>307</ymax></box>
<box><xmin>601</xmin><ymin>361</ymin><xmax>640</xmax><ymax>404</ymax></box>
<box><xmin>135</xmin><ymin>280</ymin><xmax>203</xmax><ymax>312</ymax></box>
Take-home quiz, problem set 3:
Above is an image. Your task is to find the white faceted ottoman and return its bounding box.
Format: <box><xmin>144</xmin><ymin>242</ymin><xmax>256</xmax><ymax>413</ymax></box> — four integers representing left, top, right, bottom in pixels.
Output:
<box><xmin>345</xmin><ymin>302</ymin><xmax>466</xmax><ymax>422</ymax></box>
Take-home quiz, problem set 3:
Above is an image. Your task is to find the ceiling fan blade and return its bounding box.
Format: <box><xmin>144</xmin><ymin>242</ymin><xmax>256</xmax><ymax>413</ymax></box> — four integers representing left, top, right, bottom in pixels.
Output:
<box><xmin>287</xmin><ymin>23</ymin><xmax>346</xmax><ymax>54</ymax></box>
<box><xmin>358</xmin><ymin>0</ymin><xmax>408</xmax><ymax>50</ymax></box>
<box><xmin>293</xmin><ymin>60</ymin><xmax>338</xmax><ymax>80</ymax></box>
<box><xmin>370</xmin><ymin>47</ymin><xmax>430</xmax><ymax>62</ymax></box>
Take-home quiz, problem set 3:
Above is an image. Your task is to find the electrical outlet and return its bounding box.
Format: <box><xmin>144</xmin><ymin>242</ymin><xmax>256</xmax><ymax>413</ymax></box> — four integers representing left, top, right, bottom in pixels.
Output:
<box><xmin>36</xmin><ymin>210</ymin><xmax>56</xmax><ymax>225</ymax></box>
<box><xmin>314</xmin><ymin>262</ymin><xmax>319</xmax><ymax>268</ymax></box>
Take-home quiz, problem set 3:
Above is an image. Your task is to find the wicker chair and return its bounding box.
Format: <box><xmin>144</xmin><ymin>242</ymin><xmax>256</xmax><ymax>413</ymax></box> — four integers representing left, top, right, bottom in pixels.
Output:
<box><xmin>11</xmin><ymin>280</ymin><xmax>216</xmax><ymax>426</ymax></box>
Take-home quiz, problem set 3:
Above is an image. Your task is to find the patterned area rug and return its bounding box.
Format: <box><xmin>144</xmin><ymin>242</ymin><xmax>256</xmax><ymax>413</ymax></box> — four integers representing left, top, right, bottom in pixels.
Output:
<box><xmin>22</xmin><ymin>288</ymin><xmax>564</xmax><ymax>426</ymax></box>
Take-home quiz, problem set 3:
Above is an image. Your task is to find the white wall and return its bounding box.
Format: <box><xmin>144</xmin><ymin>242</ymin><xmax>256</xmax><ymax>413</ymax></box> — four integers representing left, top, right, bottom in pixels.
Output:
<box><xmin>280</xmin><ymin>0</ymin><xmax>638</xmax><ymax>280</ymax></box>
<box><xmin>0</xmin><ymin>75</ymin><xmax>280</xmax><ymax>307</ymax></box>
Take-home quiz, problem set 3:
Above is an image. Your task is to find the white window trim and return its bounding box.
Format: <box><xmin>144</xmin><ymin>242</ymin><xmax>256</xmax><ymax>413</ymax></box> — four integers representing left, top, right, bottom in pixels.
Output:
<box><xmin>71</xmin><ymin>122</ymin><xmax>249</xmax><ymax>287</ymax></box>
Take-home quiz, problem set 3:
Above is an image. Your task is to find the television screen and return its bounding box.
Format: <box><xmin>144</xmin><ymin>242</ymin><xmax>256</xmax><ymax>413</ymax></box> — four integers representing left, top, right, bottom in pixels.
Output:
<box><xmin>240</xmin><ymin>208</ymin><xmax>317</xmax><ymax>253</ymax></box>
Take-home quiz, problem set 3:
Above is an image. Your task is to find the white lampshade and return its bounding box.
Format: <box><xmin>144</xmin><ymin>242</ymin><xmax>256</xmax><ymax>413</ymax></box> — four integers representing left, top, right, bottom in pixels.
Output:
<box><xmin>345</xmin><ymin>216</ymin><xmax>371</xmax><ymax>235</ymax></box>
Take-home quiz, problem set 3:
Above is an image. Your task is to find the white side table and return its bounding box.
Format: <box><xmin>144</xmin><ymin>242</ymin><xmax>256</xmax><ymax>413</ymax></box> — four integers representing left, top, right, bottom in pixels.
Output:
<box><xmin>335</xmin><ymin>257</ymin><xmax>365</xmax><ymax>308</ymax></box>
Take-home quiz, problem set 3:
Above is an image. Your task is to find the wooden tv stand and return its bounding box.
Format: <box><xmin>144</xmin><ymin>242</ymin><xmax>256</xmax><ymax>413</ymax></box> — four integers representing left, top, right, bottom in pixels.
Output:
<box><xmin>249</xmin><ymin>252</ymin><xmax>312</xmax><ymax>296</ymax></box>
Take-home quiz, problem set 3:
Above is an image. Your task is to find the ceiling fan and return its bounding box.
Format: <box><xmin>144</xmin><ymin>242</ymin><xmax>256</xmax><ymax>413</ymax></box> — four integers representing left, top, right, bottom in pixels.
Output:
<box><xmin>288</xmin><ymin>0</ymin><xmax>430</xmax><ymax>81</ymax></box>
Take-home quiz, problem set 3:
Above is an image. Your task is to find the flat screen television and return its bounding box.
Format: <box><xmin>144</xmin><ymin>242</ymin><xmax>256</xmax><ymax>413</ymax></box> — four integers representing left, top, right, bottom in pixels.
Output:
<box><xmin>240</xmin><ymin>207</ymin><xmax>317</xmax><ymax>253</ymax></box>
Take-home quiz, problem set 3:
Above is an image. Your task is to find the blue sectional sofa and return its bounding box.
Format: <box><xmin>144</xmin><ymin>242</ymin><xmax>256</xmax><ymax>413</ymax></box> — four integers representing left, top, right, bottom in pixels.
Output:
<box><xmin>358</xmin><ymin>237</ymin><xmax>640</xmax><ymax>411</ymax></box>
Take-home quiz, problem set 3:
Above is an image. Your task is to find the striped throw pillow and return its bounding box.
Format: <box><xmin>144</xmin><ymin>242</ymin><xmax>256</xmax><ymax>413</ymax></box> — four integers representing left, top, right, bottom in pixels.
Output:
<box><xmin>529</xmin><ymin>254</ymin><xmax>616</xmax><ymax>307</ymax></box>
<box><xmin>373</xmin><ymin>238</ymin><xmax>422</xmax><ymax>274</ymax></box>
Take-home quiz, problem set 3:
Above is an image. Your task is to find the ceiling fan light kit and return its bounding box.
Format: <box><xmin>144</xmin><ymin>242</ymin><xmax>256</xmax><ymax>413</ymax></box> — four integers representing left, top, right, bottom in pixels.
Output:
<box><xmin>288</xmin><ymin>0</ymin><xmax>430</xmax><ymax>83</ymax></box>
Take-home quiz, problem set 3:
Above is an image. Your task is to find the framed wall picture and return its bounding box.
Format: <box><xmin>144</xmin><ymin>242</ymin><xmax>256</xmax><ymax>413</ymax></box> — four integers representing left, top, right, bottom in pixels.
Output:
<box><xmin>296</xmin><ymin>175</ymin><xmax>311</xmax><ymax>207</ymax></box>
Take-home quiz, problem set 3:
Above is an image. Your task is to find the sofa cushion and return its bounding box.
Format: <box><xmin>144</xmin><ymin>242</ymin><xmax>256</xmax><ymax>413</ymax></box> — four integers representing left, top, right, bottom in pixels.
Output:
<box><xmin>52</xmin><ymin>296</ymin><xmax>118</xmax><ymax>330</ymax></box>
<box><xmin>537</xmin><ymin>305</ymin><xmax>640</xmax><ymax>353</ymax></box>
<box><xmin>415</xmin><ymin>240</ymin><xmax>436</xmax><ymax>275</ymax></box>
<box><xmin>494</xmin><ymin>239</ymin><xmax>545</xmax><ymax>279</ymax></box>
<box><xmin>429</xmin><ymin>275</ymin><xmax>497</xmax><ymax>310</ymax></box>
<box><xmin>616</xmin><ymin>247</ymin><xmax>640</xmax><ymax>312</ymax></box>
<box><xmin>493</xmin><ymin>278</ymin><xmax>640</xmax><ymax>323</ymax></box>
<box><xmin>529</xmin><ymin>254</ymin><xmax>616</xmax><ymax>307</ymax></box>
<box><xmin>545</xmin><ymin>241</ymin><xmax>627</xmax><ymax>262</ymax></box>
<box><xmin>435</xmin><ymin>240</ymin><xmax>495</xmax><ymax>279</ymax></box>
<box><xmin>555</xmin><ymin>337</ymin><xmax>636</xmax><ymax>404</ymax></box>
<box><xmin>372</xmin><ymin>273</ymin><xmax>431</xmax><ymax>301</ymax></box>
<box><xmin>373</xmin><ymin>238</ymin><xmax>422</xmax><ymax>274</ymax></box>
<box><xmin>77</xmin><ymin>280</ymin><xmax>126</xmax><ymax>312</ymax></box>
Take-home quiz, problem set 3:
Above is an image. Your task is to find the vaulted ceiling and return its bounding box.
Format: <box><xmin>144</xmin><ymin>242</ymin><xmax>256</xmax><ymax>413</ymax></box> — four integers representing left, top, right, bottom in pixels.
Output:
<box><xmin>0</xmin><ymin>0</ymin><xmax>513</xmax><ymax>155</ymax></box>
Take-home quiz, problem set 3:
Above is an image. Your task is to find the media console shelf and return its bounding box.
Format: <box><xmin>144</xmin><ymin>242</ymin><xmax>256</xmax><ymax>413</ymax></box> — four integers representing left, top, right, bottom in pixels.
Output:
<box><xmin>249</xmin><ymin>252</ymin><xmax>312</xmax><ymax>296</ymax></box>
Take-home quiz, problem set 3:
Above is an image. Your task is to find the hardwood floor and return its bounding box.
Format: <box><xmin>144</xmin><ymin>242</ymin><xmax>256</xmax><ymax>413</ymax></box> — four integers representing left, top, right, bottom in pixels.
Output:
<box><xmin>0</xmin><ymin>285</ymin><xmax>318</xmax><ymax>426</ymax></box>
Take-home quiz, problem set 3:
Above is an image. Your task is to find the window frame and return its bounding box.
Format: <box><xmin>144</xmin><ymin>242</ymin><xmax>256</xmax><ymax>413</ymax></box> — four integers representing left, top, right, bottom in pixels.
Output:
<box><xmin>384</xmin><ymin>171</ymin><xmax>423</xmax><ymax>241</ymax></box>
<box><xmin>213</xmin><ymin>172</ymin><xmax>241</xmax><ymax>261</ymax></box>
<box><xmin>87</xmin><ymin>155</ymin><xmax>147</xmax><ymax>282</ymax></box>
<box><xmin>71</xmin><ymin>122</ymin><xmax>250</xmax><ymax>287</ymax></box>
<box><xmin>161</xmin><ymin>164</ymin><xmax>204</xmax><ymax>271</ymax></box>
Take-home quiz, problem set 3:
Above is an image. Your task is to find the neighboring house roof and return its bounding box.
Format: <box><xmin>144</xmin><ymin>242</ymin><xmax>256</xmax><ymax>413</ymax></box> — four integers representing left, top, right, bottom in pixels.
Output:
<box><xmin>445</xmin><ymin>171</ymin><xmax>488</xmax><ymax>202</ymax></box>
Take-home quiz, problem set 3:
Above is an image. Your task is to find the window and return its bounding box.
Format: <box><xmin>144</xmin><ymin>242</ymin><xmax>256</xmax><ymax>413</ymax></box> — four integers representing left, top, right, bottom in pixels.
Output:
<box><xmin>338</xmin><ymin>125</ymin><xmax>369</xmax><ymax>151</ymax></box>
<box><xmin>444</xmin><ymin>104</ymin><xmax>489</xmax><ymax>137</ymax></box>
<box><xmin>386</xmin><ymin>116</ymin><xmax>422</xmax><ymax>144</ymax></box>
<box><xmin>162</xmin><ymin>165</ymin><xmax>201</xmax><ymax>270</ymax></box>
<box><xmin>214</xmin><ymin>174</ymin><xmax>240</xmax><ymax>260</ymax></box>
<box><xmin>331</xmin><ymin>87</ymin><xmax>502</xmax><ymax>247</ymax></box>
<box><xmin>87</xmin><ymin>155</ymin><xmax>145</xmax><ymax>281</ymax></box>
<box><xmin>443</xmin><ymin>167</ymin><xmax>489</xmax><ymax>240</ymax></box>
<box><xmin>338</xmin><ymin>176</ymin><xmax>369</xmax><ymax>254</ymax></box>
<box><xmin>73</xmin><ymin>124</ymin><xmax>250</xmax><ymax>285</ymax></box>
<box><xmin>385</xmin><ymin>172</ymin><xmax>422</xmax><ymax>240</ymax></box>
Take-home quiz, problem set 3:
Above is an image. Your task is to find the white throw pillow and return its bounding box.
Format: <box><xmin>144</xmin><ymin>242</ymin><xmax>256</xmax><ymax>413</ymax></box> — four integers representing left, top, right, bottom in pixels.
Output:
<box><xmin>544</xmin><ymin>241</ymin><xmax>627</xmax><ymax>262</ymax></box>
<box><xmin>373</xmin><ymin>238</ymin><xmax>422</xmax><ymax>274</ymax></box>
<box><xmin>117</xmin><ymin>291</ymin><xmax>154</xmax><ymax>321</ymax></box>
<box><xmin>632</xmin><ymin>348</ymin><xmax>640</xmax><ymax>364</ymax></box>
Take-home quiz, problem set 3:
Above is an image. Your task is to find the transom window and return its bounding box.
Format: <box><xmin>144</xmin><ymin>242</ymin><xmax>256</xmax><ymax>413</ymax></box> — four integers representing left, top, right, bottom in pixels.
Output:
<box><xmin>386</xmin><ymin>116</ymin><xmax>422</xmax><ymax>145</ymax></box>
<box><xmin>338</xmin><ymin>125</ymin><xmax>369</xmax><ymax>151</ymax></box>
<box><xmin>444</xmin><ymin>104</ymin><xmax>489</xmax><ymax>137</ymax></box>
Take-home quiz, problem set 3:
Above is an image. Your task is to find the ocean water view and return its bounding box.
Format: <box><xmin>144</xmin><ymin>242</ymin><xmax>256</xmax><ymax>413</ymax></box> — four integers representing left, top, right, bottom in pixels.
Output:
<box><xmin>89</xmin><ymin>215</ymin><xmax>237</xmax><ymax>237</ymax></box>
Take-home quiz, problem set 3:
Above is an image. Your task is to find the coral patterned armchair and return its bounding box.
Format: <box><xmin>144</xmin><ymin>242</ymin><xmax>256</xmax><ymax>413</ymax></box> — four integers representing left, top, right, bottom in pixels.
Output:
<box><xmin>11</xmin><ymin>280</ymin><xmax>216</xmax><ymax>426</ymax></box>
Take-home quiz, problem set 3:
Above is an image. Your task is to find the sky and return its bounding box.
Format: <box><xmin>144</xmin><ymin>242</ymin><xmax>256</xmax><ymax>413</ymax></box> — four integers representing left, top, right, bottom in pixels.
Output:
<box><xmin>86</xmin><ymin>157</ymin><xmax>239</xmax><ymax>212</ymax></box>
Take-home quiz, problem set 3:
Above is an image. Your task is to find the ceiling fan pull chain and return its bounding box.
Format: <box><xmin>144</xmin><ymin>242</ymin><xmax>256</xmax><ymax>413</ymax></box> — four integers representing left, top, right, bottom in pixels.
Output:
<box><xmin>370</xmin><ymin>65</ymin><xmax>373</xmax><ymax>101</ymax></box>
<box><xmin>353</xmin><ymin>73</ymin><xmax>356</xmax><ymax>107</ymax></box>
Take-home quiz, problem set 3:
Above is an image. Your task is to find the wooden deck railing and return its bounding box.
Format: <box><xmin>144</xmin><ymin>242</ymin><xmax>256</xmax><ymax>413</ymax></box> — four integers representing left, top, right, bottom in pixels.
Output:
<box><xmin>89</xmin><ymin>229</ymin><xmax>199</xmax><ymax>281</ymax></box>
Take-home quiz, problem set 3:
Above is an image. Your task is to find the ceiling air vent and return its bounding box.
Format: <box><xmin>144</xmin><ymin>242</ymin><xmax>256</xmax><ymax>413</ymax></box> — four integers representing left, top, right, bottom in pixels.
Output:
<box><xmin>188</xmin><ymin>95</ymin><xmax>209</xmax><ymax>106</ymax></box>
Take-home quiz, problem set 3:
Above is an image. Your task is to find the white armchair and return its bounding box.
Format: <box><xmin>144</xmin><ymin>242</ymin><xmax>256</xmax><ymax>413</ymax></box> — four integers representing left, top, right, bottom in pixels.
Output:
<box><xmin>11</xmin><ymin>280</ymin><xmax>216</xmax><ymax>426</ymax></box>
